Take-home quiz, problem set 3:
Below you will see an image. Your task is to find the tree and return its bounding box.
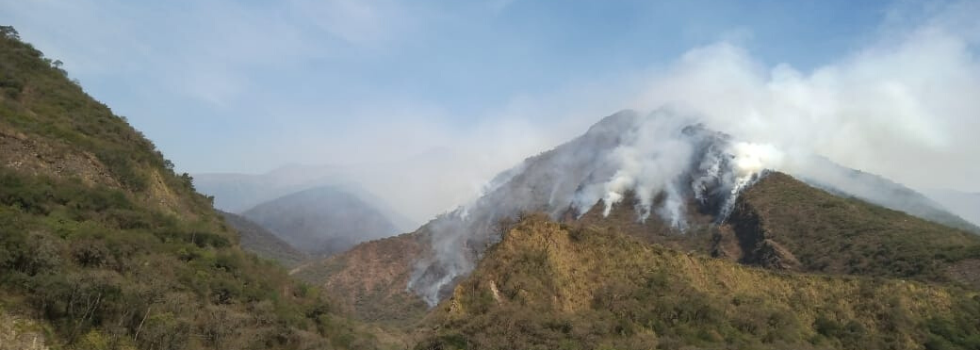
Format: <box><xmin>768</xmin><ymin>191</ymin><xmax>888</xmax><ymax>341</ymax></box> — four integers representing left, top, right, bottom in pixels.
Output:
<box><xmin>0</xmin><ymin>26</ymin><xmax>18</xmax><ymax>40</ymax></box>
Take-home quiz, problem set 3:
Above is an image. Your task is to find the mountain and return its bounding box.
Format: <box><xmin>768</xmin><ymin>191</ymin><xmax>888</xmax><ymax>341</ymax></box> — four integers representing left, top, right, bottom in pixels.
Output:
<box><xmin>400</xmin><ymin>109</ymin><xmax>979</xmax><ymax>305</ymax></box>
<box><xmin>219</xmin><ymin>211</ymin><xmax>308</xmax><ymax>267</ymax></box>
<box><xmin>242</xmin><ymin>186</ymin><xmax>403</xmax><ymax>257</ymax></box>
<box><xmin>192</xmin><ymin>164</ymin><xmax>342</xmax><ymax>213</ymax></box>
<box><xmin>193</xmin><ymin>165</ymin><xmax>418</xmax><ymax>231</ymax></box>
<box><xmin>0</xmin><ymin>27</ymin><xmax>378</xmax><ymax>349</ymax></box>
<box><xmin>925</xmin><ymin>189</ymin><xmax>980</xmax><ymax>228</ymax></box>
<box><xmin>294</xmin><ymin>110</ymin><xmax>980</xmax><ymax>349</ymax></box>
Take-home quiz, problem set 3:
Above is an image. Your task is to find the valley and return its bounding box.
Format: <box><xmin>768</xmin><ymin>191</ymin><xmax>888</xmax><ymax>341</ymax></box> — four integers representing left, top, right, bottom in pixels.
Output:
<box><xmin>2</xmin><ymin>9</ymin><xmax>980</xmax><ymax>350</ymax></box>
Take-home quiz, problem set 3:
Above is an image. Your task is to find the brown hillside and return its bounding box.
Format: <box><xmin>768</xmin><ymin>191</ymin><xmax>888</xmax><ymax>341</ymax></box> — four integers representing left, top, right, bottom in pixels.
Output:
<box><xmin>418</xmin><ymin>214</ymin><xmax>980</xmax><ymax>350</ymax></box>
<box><xmin>310</xmin><ymin>171</ymin><xmax>980</xmax><ymax>330</ymax></box>
<box><xmin>293</xmin><ymin>231</ymin><xmax>430</xmax><ymax>327</ymax></box>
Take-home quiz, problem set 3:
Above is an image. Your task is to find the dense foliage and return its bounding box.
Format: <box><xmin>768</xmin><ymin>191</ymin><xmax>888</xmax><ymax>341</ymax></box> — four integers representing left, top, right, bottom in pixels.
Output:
<box><xmin>0</xmin><ymin>26</ymin><xmax>379</xmax><ymax>349</ymax></box>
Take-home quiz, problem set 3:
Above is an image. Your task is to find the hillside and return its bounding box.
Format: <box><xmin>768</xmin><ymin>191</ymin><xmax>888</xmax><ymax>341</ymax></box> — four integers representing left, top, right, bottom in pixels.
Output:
<box><xmin>418</xmin><ymin>214</ymin><xmax>980</xmax><ymax>350</ymax></box>
<box><xmin>294</xmin><ymin>232</ymin><xmax>430</xmax><ymax>328</ymax></box>
<box><xmin>219</xmin><ymin>211</ymin><xmax>308</xmax><ymax>268</ymax></box>
<box><xmin>304</xmin><ymin>170</ymin><xmax>980</xmax><ymax>331</ymax></box>
<box><xmin>716</xmin><ymin>173</ymin><xmax>980</xmax><ymax>286</ymax></box>
<box><xmin>0</xmin><ymin>27</ymin><xmax>378</xmax><ymax>349</ymax></box>
<box><xmin>242</xmin><ymin>186</ymin><xmax>402</xmax><ymax>257</ymax></box>
<box><xmin>577</xmin><ymin>172</ymin><xmax>980</xmax><ymax>287</ymax></box>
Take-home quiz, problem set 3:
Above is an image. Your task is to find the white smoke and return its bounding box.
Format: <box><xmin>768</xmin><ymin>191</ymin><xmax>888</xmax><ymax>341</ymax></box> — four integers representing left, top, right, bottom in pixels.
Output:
<box><xmin>408</xmin><ymin>110</ymin><xmax>785</xmax><ymax>306</ymax></box>
<box><xmin>407</xmin><ymin>0</ymin><xmax>980</xmax><ymax>306</ymax></box>
<box><xmin>631</xmin><ymin>9</ymin><xmax>980</xmax><ymax>194</ymax></box>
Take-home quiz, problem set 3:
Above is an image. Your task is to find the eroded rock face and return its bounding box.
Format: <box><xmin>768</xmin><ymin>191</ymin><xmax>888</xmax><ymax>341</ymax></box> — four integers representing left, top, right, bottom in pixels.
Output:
<box><xmin>716</xmin><ymin>198</ymin><xmax>800</xmax><ymax>270</ymax></box>
<box><xmin>0</xmin><ymin>127</ymin><xmax>118</xmax><ymax>188</ymax></box>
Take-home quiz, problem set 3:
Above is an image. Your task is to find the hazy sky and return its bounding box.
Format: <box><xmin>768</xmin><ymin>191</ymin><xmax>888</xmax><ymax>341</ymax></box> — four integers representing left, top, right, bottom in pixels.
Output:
<box><xmin>2</xmin><ymin>0</ymin><xmax>978</xmax><ymax>221</ymax></box>
<box><xmin>1</xmin><ymin>0</ymin><xmax>887</xmax><ymax>170</ymax></box>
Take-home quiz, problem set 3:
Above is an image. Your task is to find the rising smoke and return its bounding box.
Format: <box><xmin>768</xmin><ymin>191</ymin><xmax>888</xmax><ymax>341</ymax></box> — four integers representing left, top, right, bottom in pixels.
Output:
<box><xmin>631</xmin><ymin>5</ymin><xmax>980</xmax><ymax>193</ymax></box>
<box><xmin>407</xmin><ymin>110</ymin><xmax>783</xmax><ymax>306</ymax></box>
<box><xmin>407</xmin><ymin>1</ymin><xmax>980</xmax><ymax>306</ymax></box>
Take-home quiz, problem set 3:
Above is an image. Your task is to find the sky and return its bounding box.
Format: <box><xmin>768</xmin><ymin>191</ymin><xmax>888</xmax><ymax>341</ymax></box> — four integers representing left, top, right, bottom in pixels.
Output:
<box><xmin>2</xmin><ymin>0</ymin><xmax>979</xmax><ymax>222</ymax></box>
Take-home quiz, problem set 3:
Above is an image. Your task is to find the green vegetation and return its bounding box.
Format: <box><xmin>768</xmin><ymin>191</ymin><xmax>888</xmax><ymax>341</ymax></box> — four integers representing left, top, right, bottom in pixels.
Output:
<box><xmin>220</xmin><ymin>211</ymin><xmax>309</xmax><ymax>268</ymax></box>
<box><xmin>0</xmin><ymin>27</ymin><xmax>177</xmax><ymax>193</ymax></box>
<box><xmin>729</xmin><ymin>173</ymin><xmax>980</xmax><ymax>286</ymax></box>
<box><xmin>0</xmin><ymin>26</ymin><xmax>379</xmax><ymax>349</ymax></box>
<box><xmin>6</xmin><ymin>22</ymin><xmax>980</xmax><ymax>350</ymax></box>
<box><xmin>419</xmin><ymin>214</ymin><xmax>980</xmax><ymax>350</ymax></box>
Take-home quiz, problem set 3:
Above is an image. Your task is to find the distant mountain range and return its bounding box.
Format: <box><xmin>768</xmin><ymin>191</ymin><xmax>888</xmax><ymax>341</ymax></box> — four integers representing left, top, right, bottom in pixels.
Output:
<box><xmin>241</xmin><ymin>186</ymin><xmax>404</xmax><ymax>257</ymax></box>
<box><xmin>193</xmin><ymin>165</ymin><xmax>417</xmax><ymax>231</ymax></box>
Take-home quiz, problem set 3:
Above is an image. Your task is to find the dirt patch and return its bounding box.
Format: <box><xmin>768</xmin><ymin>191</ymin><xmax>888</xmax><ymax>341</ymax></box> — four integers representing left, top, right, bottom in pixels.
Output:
<box><xmin>0</xmin><ymin>127</ymin><xmax>118</xmax><ymax>188</ymax></box>
<box><xmin>0</xmin><ymin>311</ymin><xmax>50</xmax><ymax>350</ymax></box>
<box><xmin>947</xmin><ymin>258</ymin><xmax>980</xmax><ymax>290</ymax></box>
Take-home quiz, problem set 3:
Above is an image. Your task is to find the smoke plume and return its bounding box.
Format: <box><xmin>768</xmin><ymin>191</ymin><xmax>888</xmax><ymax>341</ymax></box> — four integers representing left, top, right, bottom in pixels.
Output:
<box><xmin>406</xmin><ymin>1</ymin><xmax>980</xmax><ymax>306</ymax></box>
<box><xmin>407</xmin><ymin>110</ymin><xmax>782</xmax><ymax>306</ymax></box>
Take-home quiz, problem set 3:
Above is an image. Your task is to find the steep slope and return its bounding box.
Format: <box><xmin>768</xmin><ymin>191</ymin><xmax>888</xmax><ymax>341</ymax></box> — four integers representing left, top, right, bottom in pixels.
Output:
<box><xmin>715</xmin><ymin>173</ymin><xmax>980</xmax><ymax>287</ymax></box>
<box><xmin>418</xmin><ymin>214</ymin><xmax>980</xmax><ymax>350</ymax></box>
<box><xmin>301</xmin><ymin>171</ymin><xmax>980</xmax><ymax>331</ymax></box>
<box><xmin>0</xmin><ymin>27</ymin><xmax>378</xmax><ymax>349</ymax></box>
<box><xmin>243</xmin><ymin>186</ymin><xmax>402</xmax><ymax>257</ymax></box>
<box><xmin>577</xmin><ymin>172</ymin><xmax>980</xmax><ymax>287</ymax></box>
<box><xmin>219</xmin><ymin>211</ymin><xmax>308</xmax><ymax>268</ymax></box>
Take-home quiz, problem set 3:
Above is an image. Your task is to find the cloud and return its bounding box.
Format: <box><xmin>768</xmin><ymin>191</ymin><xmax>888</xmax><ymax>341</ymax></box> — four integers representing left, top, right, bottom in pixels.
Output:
<box><xmin>0</xmin><ymin>0</ymin><xmax>415</xmax><ymax>106</ymax></box>
<box><xmin>406</xmin><ymin>1</ymin><xmax>980</xmax><ymax>305</ymax></box>
<box><xmin>630</xmin><ymin>5</ymin><xmax>980</xmax><ymax>192</ymax></box>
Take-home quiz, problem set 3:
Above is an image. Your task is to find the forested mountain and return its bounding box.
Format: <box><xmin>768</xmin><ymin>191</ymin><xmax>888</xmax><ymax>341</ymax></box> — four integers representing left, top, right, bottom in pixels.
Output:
<box><xmin>0</xmin><ymin>27</ymin><xmax>379</xmax><ymax>350</ymax></box>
